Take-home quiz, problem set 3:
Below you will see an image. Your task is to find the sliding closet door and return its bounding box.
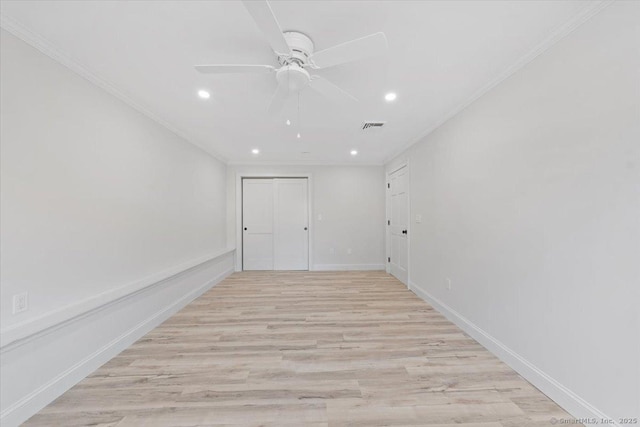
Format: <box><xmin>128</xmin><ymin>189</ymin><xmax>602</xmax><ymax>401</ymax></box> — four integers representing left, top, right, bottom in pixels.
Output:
<box><xmin>242</xmin><ymin>178</ymin><xmax>309</xmax><ymax>271</ymax></box>
<box><xmin>273</xmin><ymin>178</ymin><xmax>309</xmax><ymax>270</ymax></box>
<box><xmin>242</xmin><ymin>179</ymin><xmax>274</xmax><ymax>270</ymax></box>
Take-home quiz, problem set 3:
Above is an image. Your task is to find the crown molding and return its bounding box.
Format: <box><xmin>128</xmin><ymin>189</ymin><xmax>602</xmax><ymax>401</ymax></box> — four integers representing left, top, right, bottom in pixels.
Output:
<box><xmin>227</xmin><ymin>160</ymin><xmax>384</xmax><ymax>167</ymax></box>
<box><xmin>383</xmin><ymin>0</ymin><xmax>614</xmax><ymax>164</ymax></box>
<box><xmin>1</xmin><ymin>0</ymin><xmax>612</xmax><ymax>168</ymax></box>
<box><xmin>0</xmin><ymin>13</ymin><xmax>228</xmax><ymax>164</ymax></box>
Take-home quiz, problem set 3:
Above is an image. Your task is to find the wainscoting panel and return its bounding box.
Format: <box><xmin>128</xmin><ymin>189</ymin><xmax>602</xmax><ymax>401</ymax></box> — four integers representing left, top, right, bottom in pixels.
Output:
<box><xmin>0</xmin><ymin>249</ymin><xmax>235</xmax><ymax>427</ymax></box>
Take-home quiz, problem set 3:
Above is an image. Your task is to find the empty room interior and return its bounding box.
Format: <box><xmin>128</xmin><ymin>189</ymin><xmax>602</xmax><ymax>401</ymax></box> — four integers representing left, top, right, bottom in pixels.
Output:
<box><xmin>1</xmin><ymin>0</ymin><xmax>638</xmax><ymax>426</ymax></box>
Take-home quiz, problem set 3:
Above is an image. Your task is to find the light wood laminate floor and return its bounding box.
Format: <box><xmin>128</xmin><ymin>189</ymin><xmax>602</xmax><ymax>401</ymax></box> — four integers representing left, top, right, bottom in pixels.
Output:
<box><xmin>25</xmin><ymin>271</ymin><xmax>577</xmax><ymax>426</ymax></box>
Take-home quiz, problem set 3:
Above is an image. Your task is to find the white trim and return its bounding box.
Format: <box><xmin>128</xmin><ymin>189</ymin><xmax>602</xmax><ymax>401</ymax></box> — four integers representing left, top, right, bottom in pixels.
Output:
<box><xmin>387</xmin><ymin>163</ymin><xmax>408</xmax><ymax>175</ymax></box>
<box><xmin>235</xmin><ymin>173</ymin><xmax>313</xmax><ymax>272</ymax></box>
<box><xmin>0</xmin><ymin>260</ymin><xmax>234</xmax><ymax>427</ymax></box>
<box><xmin>383</xmin><ymin>0</ymin><xmax>614</xmax><ymax>164</ymax></box>
<box><xmin>408</xmin><ymin>280</ymin><xmax>621</xmax><ymax>427</ymax></box>
<box><xmin>1</xmin><ymin>1</ymin><xmax>612</xmax><ymax>168</ymax></box>
<box><xmin>0</xmin><ymin>248</ymin><xmax>235</xmax><ymax>348</ymax></box>
<box><xmin>312</xmin><ymin>264</ymin><xmax>385</xmax><ymax>271</ymax></box>
<box><xmin>0</xmin><ymin>13</ymin><xmax>227</xmax><ymax>164</ymax></box>
<box><xmin>227</xmin><ymin>160</ymin><xmax>383</xmax><ymax>167</ymax></box>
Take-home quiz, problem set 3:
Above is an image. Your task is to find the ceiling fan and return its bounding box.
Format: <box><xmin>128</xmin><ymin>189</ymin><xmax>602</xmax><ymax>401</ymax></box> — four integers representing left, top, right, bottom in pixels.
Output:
<box><xmin>194</xmin><ymin>0</ymin><xmax>388</xmax><ymax>113</ymax></box>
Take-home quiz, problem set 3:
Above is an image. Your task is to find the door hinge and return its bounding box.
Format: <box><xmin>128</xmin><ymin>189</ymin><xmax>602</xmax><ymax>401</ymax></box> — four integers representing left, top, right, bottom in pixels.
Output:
<box><xmin>388</xmin><ymin>257</ymin><xmax>391</xmax><ymax>263</ymax></box>
<box><xmin>387</xmin><ymin>220</ymin><xmax>390</xmax><ymax>226</ymax></box>
<box><xmin>387</xmin><ymin>183</ymin><xmax>390</xmax><ymax>189</ymax></box>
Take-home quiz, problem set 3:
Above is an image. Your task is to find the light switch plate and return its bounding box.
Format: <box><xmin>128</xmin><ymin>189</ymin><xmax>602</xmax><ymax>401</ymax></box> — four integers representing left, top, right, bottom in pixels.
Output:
<box><xmin>416</xmin><ymin>214</ymin><xmax>422</xmax><ymax>223</ymax></box>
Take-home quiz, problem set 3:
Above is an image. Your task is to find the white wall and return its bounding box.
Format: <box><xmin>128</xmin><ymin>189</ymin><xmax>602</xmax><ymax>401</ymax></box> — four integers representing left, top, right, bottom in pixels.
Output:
<box><xmin>227</xmin><ymin>165</ymin><xmax>386</xmax><ymax>270</ymax></box>
<box><xmin>388</xmin><ymin>1</ymin><xmax>639</xmax><ymax>422</ymax></box>
<box><xmin>0</xmin><ymin>30</ymin><xmax>233</xmax><ymax>425</ymax></box>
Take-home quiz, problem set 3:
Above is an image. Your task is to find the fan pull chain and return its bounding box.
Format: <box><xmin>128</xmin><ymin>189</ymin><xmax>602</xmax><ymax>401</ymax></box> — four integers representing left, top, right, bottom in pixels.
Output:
<box><xmin>297</xmin><ymin>91</ymin><xmax>301</xmax><ymax>139</ymax></box>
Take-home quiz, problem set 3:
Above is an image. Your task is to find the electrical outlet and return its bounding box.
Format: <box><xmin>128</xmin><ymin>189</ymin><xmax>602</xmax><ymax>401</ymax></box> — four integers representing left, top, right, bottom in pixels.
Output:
<box><xmin>13</xmin><ymin>292</ymin><xmax>28</xmax><ymax>314</ymax></box>
<box><xmin>445</xmin><ymin>278</ymin><xmax>452</xmax><ymax>291</ymax></box>
<box><xmin>347</xmin><ymin>248</ymin><xmax>352</xmax><ymax>255</ymax></box>
<box><xmin>416</xmin><ymin>214</ymin><xmax>422</xmax><ymax>223</ymax></box>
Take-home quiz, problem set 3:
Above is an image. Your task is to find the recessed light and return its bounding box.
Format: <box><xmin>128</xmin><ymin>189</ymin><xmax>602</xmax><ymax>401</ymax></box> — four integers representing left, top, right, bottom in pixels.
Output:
<box><xmin>198</xmin><ymin>90</ymin><xmax>210</xmax><ymax>99</ymax></box>
<box><xmin>286</xmin><ymin>119</ymin><xmax>291</xmax><ymax>126</ymax></box>
<box><xmin>251</xmin><ymin>148</ymin><xmax>260</xmax><ymax>154</ymax></box>
<box><xmin>384</xmin><ymin>92</ymin><xmax>397</xmax><ymax>102</ymax></box>
<box><xmin>350</xmin><ymin>150</ymin><xmax>358</xmax><ymax>156</ymax></box>
<box><xmin>297</xmin><ymin>133</ymin><xmax>301</xmax><ymax>139</ymax></box>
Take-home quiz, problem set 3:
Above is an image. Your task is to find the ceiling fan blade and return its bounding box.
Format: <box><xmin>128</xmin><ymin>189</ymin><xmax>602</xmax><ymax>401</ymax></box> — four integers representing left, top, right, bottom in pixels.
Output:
<box><xmin>267</xmin><ymin>84</ymin><xmax>289</xmax><ymax>114</ymax></box>
<box><xmin>242</xmin><ymin>0</ymin><xmax>291</xmax><ymax>55</ymax></box>
<box><xmin>308</xmin><ymin>76</ymin><xmax>358</xmax><ymax>104</ymax></box>
<box><xmin>194</xmin><ymin>64</ymin><xmax>275</xmax><ymax>74</ymax></box>
<box><xmin>308</xmin><ymin>32</ymin><xmax>388</xmax><ymax>69</ymax></box>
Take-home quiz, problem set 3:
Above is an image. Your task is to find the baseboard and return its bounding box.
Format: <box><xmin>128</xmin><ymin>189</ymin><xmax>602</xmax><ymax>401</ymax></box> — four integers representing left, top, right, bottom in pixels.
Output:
<box><xmin>0</xmin><ymin>251</ymin><xmax>234</xmax><ymax>427</ymax></box>
<box><xmin>312</xmin><ymin>263</ymin><xmax>385</xmax><ymax>271</ymax></box>
<box><xmin>408</xmin><ymin>281</ymin><xmax>619</xmax><ymax>426</ymax></box>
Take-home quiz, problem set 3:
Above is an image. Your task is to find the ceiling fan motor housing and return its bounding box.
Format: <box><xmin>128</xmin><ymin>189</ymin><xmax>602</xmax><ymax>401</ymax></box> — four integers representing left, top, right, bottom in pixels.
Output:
<box><xmin>275</xmin><ymin>32</ymin><xmax>314</xmax><ymax>92</ymax></box>
<box><xmin>282</xmin><ymin>31</ymin><xmax>314</xmax><ymax>65</ymax></box>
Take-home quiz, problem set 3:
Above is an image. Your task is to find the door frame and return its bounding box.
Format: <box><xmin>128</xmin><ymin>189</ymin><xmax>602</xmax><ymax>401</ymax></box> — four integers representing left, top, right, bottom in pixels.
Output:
<box><xmin>235</xmin><ymin>173</ymin><xmax>313</xmax><ymax>272</ymax></box>
<box><xmin>385</xmin><ymin>162</ymin><xmax>410</xmax><ymax>287</ymax></box>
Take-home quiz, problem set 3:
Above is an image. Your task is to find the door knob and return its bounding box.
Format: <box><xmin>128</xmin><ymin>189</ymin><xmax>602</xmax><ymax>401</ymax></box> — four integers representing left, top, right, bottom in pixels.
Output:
<box><xmin>244</xmin><ymin>227</ymin><xmax>247</xmax><ymax>231</ymax></box>
<box><xmin>402</xmin><ymin>229</ymin><xmax>407</xmax><ymax>234</ymax></box>
<box><xmin>304</xmin><ymin>227</ymin><xmax>308</xmax><ymax>230</ymax></box>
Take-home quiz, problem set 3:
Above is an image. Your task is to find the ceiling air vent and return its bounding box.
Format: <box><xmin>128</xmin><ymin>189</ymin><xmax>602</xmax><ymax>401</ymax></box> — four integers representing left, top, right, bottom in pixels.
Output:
<box><xmin>362</xmin><ymin>121</ymin><xmax>386</xmax><ymax>130</ymax></box>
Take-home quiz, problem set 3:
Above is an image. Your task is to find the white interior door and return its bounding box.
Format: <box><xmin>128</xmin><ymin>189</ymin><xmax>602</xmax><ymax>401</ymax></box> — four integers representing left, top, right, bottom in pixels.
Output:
<box><xmin>274</xmin><ymin>179</ymin><xmax>309</xmax><ymax>270</ymax></box>
<box><xmin>242</xmin><ymin>178</ymin><xmax>309</xmax><ymax>271</ymax></box>
<box><xmin>389</xmin><ymin>166</ymin><xmax>409</xmax><ymax>284</ymax></box>
<box><xmin>242</xmin><ymin>179</ymin><xmax>274</xmax><ymax>270</ymax></box>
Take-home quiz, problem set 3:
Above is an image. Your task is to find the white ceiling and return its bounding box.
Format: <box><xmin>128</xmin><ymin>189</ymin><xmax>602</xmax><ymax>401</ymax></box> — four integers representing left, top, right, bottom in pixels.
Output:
<box><xmin>1</xmin><ymin>1</ymin><xmax>598</xmax><ymax>165</ymax></box>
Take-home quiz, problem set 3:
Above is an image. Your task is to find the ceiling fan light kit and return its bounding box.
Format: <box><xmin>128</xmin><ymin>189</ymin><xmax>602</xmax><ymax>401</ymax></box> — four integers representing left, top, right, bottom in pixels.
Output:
<box><xmin>276</xmin><ymin>63</ymin><xmax>310</xmax><ymax>92</ymax></box>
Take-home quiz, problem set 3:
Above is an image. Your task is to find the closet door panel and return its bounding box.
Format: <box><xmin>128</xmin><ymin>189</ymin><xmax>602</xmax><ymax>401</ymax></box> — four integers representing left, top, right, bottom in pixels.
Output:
<box><xmin>242</xmin><ymin>179</ymin><xmax>274</xmax><ymax>270</ymax></box>
<box><xmin>274</xmin><ymin>179</ymin><xmax>309</xmax><ymax>270</ymax></box>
